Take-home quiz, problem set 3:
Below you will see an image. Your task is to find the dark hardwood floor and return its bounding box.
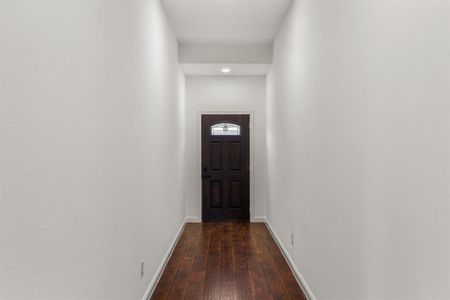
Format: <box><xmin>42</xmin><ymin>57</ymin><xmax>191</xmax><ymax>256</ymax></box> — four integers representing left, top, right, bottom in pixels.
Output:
<box><xmin>150</xmin><ymin>222</ymin><xmax>307</xmax><ymax>300</ymax></box>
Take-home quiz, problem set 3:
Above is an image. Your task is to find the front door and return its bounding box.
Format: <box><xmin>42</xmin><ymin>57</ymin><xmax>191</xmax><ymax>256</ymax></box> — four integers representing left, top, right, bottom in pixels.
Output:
<box><xmin>201</xmin><ymin>114</ymin><xmax>250</xmax><ymax>222</ymax></box>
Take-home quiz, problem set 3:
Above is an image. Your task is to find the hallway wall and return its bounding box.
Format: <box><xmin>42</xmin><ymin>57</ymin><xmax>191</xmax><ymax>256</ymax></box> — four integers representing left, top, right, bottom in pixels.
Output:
<box><xmin>266</xmin><ymin>0</ymin><xmax>450</xmax><ymax>299</ymax></box>
<box><xmin>0</xmin><ymin>1</ymin><xmax>185</xmax><ymax>299</ymax></box>
<box><xmin>185</xmin><ymin>76</ymin><xmax>267</xmax><ymax>222</ymax></box>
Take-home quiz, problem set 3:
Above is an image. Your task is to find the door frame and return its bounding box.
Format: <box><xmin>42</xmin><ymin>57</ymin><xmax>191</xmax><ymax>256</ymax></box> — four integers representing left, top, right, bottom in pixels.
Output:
<box><xmin>196</xmin><ymin>111</ymin><xmax>255</xmax><ymax>222</ymax></box>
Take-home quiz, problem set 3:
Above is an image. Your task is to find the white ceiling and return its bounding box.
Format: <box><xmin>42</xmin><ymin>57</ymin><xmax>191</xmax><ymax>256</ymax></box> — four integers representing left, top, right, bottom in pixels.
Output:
<box><xmin>182</xmin><ymin>63</ymin><xmax>271</xmax><ymax>76</ymax></box>
<box><xmin>161</xmin><ymin>0</ymin><xmax>293</xmax><ymax>44</ymax></box>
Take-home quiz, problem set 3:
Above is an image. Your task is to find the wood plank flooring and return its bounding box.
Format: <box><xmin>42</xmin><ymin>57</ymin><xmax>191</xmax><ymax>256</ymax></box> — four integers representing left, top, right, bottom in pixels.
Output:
<box><xmin>151</xmin><ymin>223</ymin><xmax>307</xmax><ymax>300</ymax></box>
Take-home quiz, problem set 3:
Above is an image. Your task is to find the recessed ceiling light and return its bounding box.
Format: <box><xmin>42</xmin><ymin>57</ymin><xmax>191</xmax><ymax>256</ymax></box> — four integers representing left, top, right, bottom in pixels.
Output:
<box><xmin>221</xmin><ymin>67</ymin><xmax>231</xmax><ymax>73</ymax></box>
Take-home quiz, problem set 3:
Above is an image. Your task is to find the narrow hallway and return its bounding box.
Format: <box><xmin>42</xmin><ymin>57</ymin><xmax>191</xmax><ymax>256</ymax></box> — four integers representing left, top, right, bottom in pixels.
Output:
<box><xmin>1</xmin><ymin>0</ymin><xmax>448</xmax><ymax>299</ymax></box>
<box><xmin>151</xmin><ymin>223</ymin><xmax>306</xmax><ymax>300</ymax></box>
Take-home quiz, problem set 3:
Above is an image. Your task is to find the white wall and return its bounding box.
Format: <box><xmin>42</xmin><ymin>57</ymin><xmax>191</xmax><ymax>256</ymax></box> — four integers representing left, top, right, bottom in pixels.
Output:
<box><xmin>185</xmin><ymin>76</ymin><xmax>267</xmax><ymax>222</ymax></box>
<box><xmin>267</xmin><ymin>0</ymin><xmax>450</xmax><ymax>299</ymax></box>
<box><xmin>0</xmin><ymin>1</ymin><xmax>185</xmax><ymax>299</ymax></box>
<box><xmin>179</xmin><ymin>43</ymin><xmax>272</xmax><ymax>64</ymax></box>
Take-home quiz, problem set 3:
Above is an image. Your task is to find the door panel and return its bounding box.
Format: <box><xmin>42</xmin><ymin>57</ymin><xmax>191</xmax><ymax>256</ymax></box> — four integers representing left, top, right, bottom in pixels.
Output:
<box><xmin>210</xmin><ymin>142</ymin><xmax>223</xmax><ymax>170</ymax></box>
<box><xmin>211</xmin><ymin>181</ymin><xmax>223</xmax><ymax>208</ymax></box>
<box><xmin>229</xmin><ymin>142</ymin><xmax>241</xmax><ymax>170</ymax></box>
<box><xmin>230</xmin><ymin>181</ymin><xmax>241</xmax><ymax>208</ymax></box>
<box><xmin>202</xmin><ymin>114</ymin><xmax>250</xmax><ymax>221</ymax></box>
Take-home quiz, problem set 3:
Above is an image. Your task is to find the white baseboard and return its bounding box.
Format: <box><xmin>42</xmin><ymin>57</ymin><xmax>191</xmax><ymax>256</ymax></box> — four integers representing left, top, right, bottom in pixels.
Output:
<box><xmin>184</xmin><ymin>216</ymin><xmax>201</xmax><ymax>223</ymax></box>
<box><xmin>263</xmin><ymin>217</ymin><xmax>316</xmax><ymax>300</ymax></box>
<box><xmin>250</xmin><ymin>216</ymin><xmax>267</xmax><ymax>223</ymax></box>
<box><xmin>141</xmin><ymin>218</ymin><xmax>187</xmax><ymax>300</ymax></box>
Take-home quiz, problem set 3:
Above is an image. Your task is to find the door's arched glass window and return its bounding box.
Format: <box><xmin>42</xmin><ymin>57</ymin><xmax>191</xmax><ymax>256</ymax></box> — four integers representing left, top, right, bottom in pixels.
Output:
<box><xmin>211</xmin><ymin>123</ymin><xmax>240</xmax><ymax>136</ymax></box>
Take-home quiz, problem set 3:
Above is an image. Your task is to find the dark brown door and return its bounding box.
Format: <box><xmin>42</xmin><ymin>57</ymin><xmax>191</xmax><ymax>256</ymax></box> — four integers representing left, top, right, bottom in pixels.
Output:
<box><xmin>202</xmin><ymin>114</ymin><xmax>250</xmax><ymax>222</ymax></box>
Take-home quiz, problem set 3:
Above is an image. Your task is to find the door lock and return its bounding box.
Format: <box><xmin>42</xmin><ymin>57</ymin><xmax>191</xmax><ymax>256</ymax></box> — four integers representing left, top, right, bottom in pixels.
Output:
<box><xmin>202</xmin><ymin>167</ymin><xmax>210</xmax><ymax>179</ymax></box>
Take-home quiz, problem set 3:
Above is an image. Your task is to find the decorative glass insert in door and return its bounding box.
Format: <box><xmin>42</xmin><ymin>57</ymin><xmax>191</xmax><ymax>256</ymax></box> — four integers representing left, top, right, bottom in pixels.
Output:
<box><xmin>211</xmin><ymin>123</ymin><xmax>240</xmax><ymax>136</ymax></box>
